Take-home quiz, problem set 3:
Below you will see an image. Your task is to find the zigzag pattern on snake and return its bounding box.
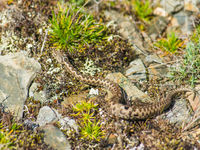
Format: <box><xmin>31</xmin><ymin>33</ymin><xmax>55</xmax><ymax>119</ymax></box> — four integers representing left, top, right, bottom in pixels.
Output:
<box><xmin>53</xmin><ymin>50</ymin><xmax>192</xmax><ymax>120</ymax></box>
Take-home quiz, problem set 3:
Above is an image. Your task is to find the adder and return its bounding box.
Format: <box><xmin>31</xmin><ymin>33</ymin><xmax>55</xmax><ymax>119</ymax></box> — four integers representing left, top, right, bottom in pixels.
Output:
<box><xmin>53</xmin><ymin>50</ymin><xmax>192</xmax><ymax>120</ymax></box>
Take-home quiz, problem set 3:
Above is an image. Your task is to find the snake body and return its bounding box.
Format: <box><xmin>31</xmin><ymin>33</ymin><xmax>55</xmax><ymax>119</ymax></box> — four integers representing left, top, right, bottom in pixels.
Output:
<box><xmin>53</xmin><ymin>50</ymin><xmax>191</xmax><ymax>120</ymax></box>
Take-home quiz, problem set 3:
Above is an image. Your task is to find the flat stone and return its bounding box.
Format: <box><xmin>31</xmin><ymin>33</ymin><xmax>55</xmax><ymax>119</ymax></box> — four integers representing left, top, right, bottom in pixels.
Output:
<box><xmin>106</xmin><ymin>72</ymin><xmax>151</xmax><ymax>102</ymax></box>
<box><xmin>104</xmin><ymin>10</ymin><xmax>147</xmax><ymax>55</ymax></box>
<box><xmin>161</xmin><ymin>99</ymin><xmax>192</xmax><ymax>125</ymax></box>
<box><xmin>59</xmin><ymin>117</ymin><xmax>78</xmax><ymax>133</ymax></box>
<box><xmin>41</xmin><ymin>124</ymin><xmax>71</xmax><ymax>150</ymax></box>
<box><xmin>36</xmin><ymin>106</ymin><xmax>60</xmax><ymax>127</ymax></box>
<box><xmin>160</xmin><ymin>0</ymin><xmax>184</xmax><ymax>14</ymax></box>
<box><xmin>148</xmin><ymin>16</ymin><xmax>169</xmax><ymax>40</ymax></box>
<box><xmin>0</xmin><ymin>51</ymin><xmax>41</xmax><ymax>119</ymax></box>
<box><xmin>125</xmin><ymin>59</ymin><xmax>146</xmax><ymax>81</ymax></box>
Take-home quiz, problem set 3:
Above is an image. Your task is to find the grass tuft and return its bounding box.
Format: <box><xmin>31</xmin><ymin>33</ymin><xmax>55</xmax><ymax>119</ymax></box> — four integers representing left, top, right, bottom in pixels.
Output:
<box><xmin>154</xmin><ymin>32</ymin><xmax>184</xmax><ymax>53</ymax></box>
<box><xmin>132</xmin><ymin>0</ymin><xmax>153</xmax><ymax>22</ymax></box>
<box><xmin>49</xmin><ymin>2</ymin><xmax>107</xmax><ymax>53</ymax></box>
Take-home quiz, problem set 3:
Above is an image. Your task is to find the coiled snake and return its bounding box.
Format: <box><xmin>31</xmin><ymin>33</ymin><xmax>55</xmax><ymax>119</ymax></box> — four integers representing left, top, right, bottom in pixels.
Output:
<box><xmin>53</xmin><ymin>50</ymin><xmax>192</xmax><ymax>120</ymax></box>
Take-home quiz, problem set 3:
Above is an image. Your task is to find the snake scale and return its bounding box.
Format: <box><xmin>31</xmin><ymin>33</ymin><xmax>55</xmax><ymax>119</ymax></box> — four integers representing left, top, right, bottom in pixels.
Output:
<box><xmin>53</xmin><ymin>50</ymin><xmax>192</xmax><ymax>120</ymax></box>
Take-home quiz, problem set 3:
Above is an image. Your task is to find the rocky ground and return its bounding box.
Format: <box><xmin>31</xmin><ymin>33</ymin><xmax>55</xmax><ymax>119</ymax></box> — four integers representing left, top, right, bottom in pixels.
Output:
<box><xmin>0</xmin><ymin>0</ymin><xmax>200</xmax><ymax>149</ymax></box>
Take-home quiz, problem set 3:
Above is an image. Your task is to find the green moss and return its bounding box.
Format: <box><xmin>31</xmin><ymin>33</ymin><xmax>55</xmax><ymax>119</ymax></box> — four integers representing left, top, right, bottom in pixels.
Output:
<box><xmin>72</xmin><ymin>100</ymin><xmax>104</xmax><ymax>141</ymax></box>
<box><xmin>0</xmin><ymin>110</ymin><xmax>50</xmax><ymax>149</ymax></box>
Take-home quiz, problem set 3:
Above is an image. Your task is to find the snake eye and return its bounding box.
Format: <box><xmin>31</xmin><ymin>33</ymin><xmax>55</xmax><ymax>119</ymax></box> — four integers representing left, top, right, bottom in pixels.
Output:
<box><xmin>124</xmin><ymin>106</ymin><xmax>129</xmax><ymax>110</ymax></box>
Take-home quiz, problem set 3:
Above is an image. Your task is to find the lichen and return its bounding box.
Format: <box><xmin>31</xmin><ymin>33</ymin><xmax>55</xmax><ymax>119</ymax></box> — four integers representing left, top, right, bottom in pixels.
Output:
<box><xmin>80</xmin><ymin>58</ymin><xmax>101</xmax><ymax>76</ymax></box>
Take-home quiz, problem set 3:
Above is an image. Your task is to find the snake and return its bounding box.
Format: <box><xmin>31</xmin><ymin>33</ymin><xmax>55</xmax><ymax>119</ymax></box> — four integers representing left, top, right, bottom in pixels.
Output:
<box><xmin>53</xmin><ymin>50</ymin><xmax>192</xmax><ymax>120</ymax></box>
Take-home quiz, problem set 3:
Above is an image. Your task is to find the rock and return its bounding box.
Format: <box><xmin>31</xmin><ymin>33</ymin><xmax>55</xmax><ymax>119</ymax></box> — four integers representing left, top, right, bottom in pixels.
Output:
<box><xmin>106</xmin><ymin>72</ymin><xmax>151</xmax><ymax>102</ymax></box>
<box><xmin>125</xmin><ymin>59</ymin><xmax>146</xmax><ymax>81</ymax></box>
<box><xmin>160</xmin><ymin>0</ymin><xmax>184</xmax><ymax>14</ymax></box>
<box><xmin>148</xmin><ymin>16</ymin><xmax>169</xmax><ymax>40</ymax></box>
<box><xmin>29</xmin><ymin>82</ymin><xmax>48</xmax><ymax>103</ymax></box>
<box><xmin>89</xmin><ymin>88</ymin><xmax>99</xmax><ymax>96</ymax></box>
<box><xmin>61</xmin><ymin>92</ymin><xmax>88</xmax><ymax>106</ymax></box>
<box><xmin>160</xmin><ymin>98</ymin><xmax>192</xmax><ymax>125</ymax></box>
<box><xmin>144</xmin><ymin>54</ymin><xmax>163</xmax><ymax>64</ymax></box>
<box><xmin>184</xmin><ymin>0</ymin><xmax>199</xmax><ymax>12</ymax></box>
<box><xmin>0</xmin><ymin>51</ymin><xmax>41</xmax><ymax>119</ymax></box>
<box><xmin>59</xmin><ymin>117</ymin><xmax>78</xmax><ymax>133</ymax></box>
<box><xmin>154</xmin><ymin>7</ymin><xmax>169</xmax><ymax>17</ymax></box>
<box><xmin>104</xmin><ymin>10</ymin><xmax>147</xmax><ymax>55</ymax></box>
<box><xmin>36</xmin><ymin>106</ymin><xmax>61</xmax><ymax>126</ymax></box>
<box><xmin>148</xmin><ymin>63</ymin><xmax>169</xmax><ymax>80</ymax></box>
<box><xmin>41</xmin><ymin>124</ymin><xmax>71</xmax><ymax>150</ymax></box>
<box><xmin>170</xmin><ymin>11</ymin><xmax>194</xmax><ymax>35</ymax></box>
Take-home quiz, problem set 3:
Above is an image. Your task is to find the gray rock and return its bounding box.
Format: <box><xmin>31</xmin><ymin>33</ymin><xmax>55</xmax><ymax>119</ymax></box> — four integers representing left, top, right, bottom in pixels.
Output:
<box><xmin>160</xmin><ymin>0</ymin><xmax>184</xmax><ymax>14</ymax></box>
<box><xmin>144</xmin><ymin>54</ymin><xmax>163</xmax><ymax>64</ymax></box>
<box><xmin>148</xmin><ymin>16</ymin><xmax>169</xmax><ymax>40</ymax></box>
<box><xmin>59</xmin><ymin>117</ymin><xmax>78</xmax><ymax>133</ymax></box>
<box><xmin>172</xmin><ymin>11</ymin><xmax>194</xmax><ymax>35</ymax></box>
<box><xmin>0</xmin><ymin>51</ymin><xmax>41</xmax><ymax>119</ymax></box>
<box><xmin>29</xmin><ymin>82</ymin><xmax>48</xmax><ymax>103</ymax></box>
<box><xmin>36</xmin><ymin>106</ymin><xmax>60</xmax><ymax>126</ymax></box>
<box><xmin>104</xmin><ymin>10</ymin><xmax>147</xmax><ymax>55</ymax></box>
<box><xmin>106</xmin><ymin>72</ymin><xmax>151</xmax><ymax>103</ymax></box>
<box><xmin>125</xmin><ymin>59</ymin><xmax>146</xmax><ymax>81</ymax></box>
<box><xmin>160</xmin><ymin>99</ymin><xmax>192</xmax><ymax>125</ymax></box>
<box><xmin>42</xmin><ymin>124</ymin><xmax>71</xmax><ymax>150</ymax></box>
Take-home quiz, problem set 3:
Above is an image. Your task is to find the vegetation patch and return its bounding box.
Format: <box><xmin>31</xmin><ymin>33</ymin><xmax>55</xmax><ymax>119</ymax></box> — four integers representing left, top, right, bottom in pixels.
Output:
<box><xmin>131</xmin><ymin>0</ymin><xmax>153</xmax><ymax>22</ymax></box>
<box><xmin>0</xmin><ymin>110</ymin><xmax>51</xmax><ymax>149</ymax></box>
<box><xmin>72</xmin><ymin>100</ymin><xmax>104</xmax><ymax>141</ymax></box>
<box><xmin>49</xmin><ymin>2</ymin><xmax>107</xmax><ymax>53</ymax></box>
<box><xmin>170</xmin><ymin>41</ymin><xmax>200</xmax><ymax>87</ymax></box>
<box><xmin>154</xmin><ymin>32</ymin><xmax>184</xmax><ymax>54</ymax></box>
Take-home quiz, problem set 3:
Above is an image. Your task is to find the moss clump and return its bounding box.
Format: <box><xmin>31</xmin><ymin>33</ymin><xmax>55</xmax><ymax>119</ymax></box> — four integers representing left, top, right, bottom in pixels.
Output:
<box><xmin>72</xmin><ymin>100</ymin><xmax>104</xmax><ymax>141</ymax></box>
<box><xmin>0</xmin><ymin>110</ymin><xmax>51</xmax><ymax>149</ymax></box>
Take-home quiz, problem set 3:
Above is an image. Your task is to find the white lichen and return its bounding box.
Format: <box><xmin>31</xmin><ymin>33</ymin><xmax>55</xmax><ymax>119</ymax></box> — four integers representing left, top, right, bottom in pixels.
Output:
<box><xmin>80</xmin><ymin>58</ymin><xmax>101</xmax><ymax>76</ymax></box>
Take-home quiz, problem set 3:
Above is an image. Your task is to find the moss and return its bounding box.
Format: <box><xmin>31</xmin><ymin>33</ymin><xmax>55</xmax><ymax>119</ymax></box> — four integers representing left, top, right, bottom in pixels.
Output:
<box><xmin>0</xmin><ymin>109</ymin><xmax>52</xmax><ymax>149</ymax></box>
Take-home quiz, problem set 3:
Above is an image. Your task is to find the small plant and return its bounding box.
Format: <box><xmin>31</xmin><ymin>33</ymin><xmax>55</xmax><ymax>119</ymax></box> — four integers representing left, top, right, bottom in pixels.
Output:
<box><xmin>49</xmin><ymin>2</ymin><xmax>106</xmax><ymax>53</ymax></box>
<box><xmin>72</xmin><ymin>100</ymin><xmax>104</xmax><ymax>141</ymax></box>
<box><xmin>69</xmin><ymin>0</ymin><xmax>86</xmax><ymax>6</ymax></box>
<box><xmin>0</xmin><ymin>130</ymin><xmax>15</xmax><ymax>149</ymax></box>
<box><xmin>190</xmin><ymin>25</ymin><xmax>200</xmax><ymax>44</ymax></box>
<box><xmin>0</xmin><ymin>122</ymin><xmax>15</xmax><ymax>149</ymax></box>
<box><xmin>80</xmin><ymin>121</ymin><xmax>103</xmax><ymax>141</ymax></box>
<box><xmin>72</xmin><ymin>100</ymin><xmax>98</xmax><ymax>115</ymax></box>
<box><xmin>170</xmin><ymin>42</ymin><xmax>200</xmax><ymax>87</ymax></box>
<box><xmin>132</xmin><ymin>0</ymin><xmax>153</xmax><ymax>22</ymax></box>
<box><xmin>154</xmin><ymin>32</ymin><xmax>184</xmax><ymax>53</ymax></box>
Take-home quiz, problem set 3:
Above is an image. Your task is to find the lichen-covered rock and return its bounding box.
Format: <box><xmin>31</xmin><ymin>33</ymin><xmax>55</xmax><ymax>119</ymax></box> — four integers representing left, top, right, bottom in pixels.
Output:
<box><xmin>0</xmin><ymin>51</ymin><xmax>41</xmax><ymax>119</ymax></box>
<box><xmin>36</xmin><ymin>106</ymin><xmax>60</xmax><ymax>126</ymax></box>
